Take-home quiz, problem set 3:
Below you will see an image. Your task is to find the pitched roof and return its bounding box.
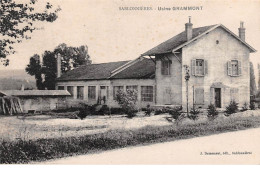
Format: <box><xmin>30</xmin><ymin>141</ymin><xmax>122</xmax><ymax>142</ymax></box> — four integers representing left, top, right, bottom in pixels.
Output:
<box><xmin>56</xmin><ymin>60</ymin><xmax>129</xmax><ymax>81</ymax></box>
<box><xmin>142</xmin><ymin>24</ymin><xmax>256</xmax><ymax>56</ymax></box>
<box><xmin>0</xmin><ymin>90</ymin><xmax>71</xmax><ymax>97</ymax></box>
<box><xmin>110</xmin><ymin>58</ymin><xmax>155</xmax><ymax>79</ymax></box>
<box><xmin>56</xmin><ymin>58</ymin><xmax>155</xmax><ymax>81</ymax></box>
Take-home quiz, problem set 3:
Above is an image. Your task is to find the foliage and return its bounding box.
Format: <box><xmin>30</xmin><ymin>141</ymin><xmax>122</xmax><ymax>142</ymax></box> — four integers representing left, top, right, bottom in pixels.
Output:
<box><xmin>168</xmin><ymin>106</ymin><xmax>183</xmax><ymax>120</ymax></box>
<box><xmin>241</xmin><ymin>102</ymin><xmax>249</xmax><ymax>112</ymax></box>
<box><xmin>188</xmin><ymin>107</ymin><xmax>200</xmax><ymax>120</ymax></box>
<box><xmin>98</xmin><ymin>105</ymin><xmax>110</xmax><ymax>115</ymax></box>
<box><xmin>249</xmin><ymin>101</ymin><xmax>256</xmax><ymax>110</ymax></box>
<box><xmin>225</xmin><ymin>100</ymin><xmax>239</xmax><ymax>116</ymax></box>
<box><xmin>0</xmin><ymin>0</ymin><xmax>60</xmax><ymax>65</ymax></box>
<box><xmin>110</xmin><ymin>108</ymin><xmax>124</xmax><ymax>115</ymax></box>
<box><xmin>115</xmin><ymin>89</ymin><xmax>138</xmax><ymax>118</ymax></box>
<box><xmin>25</xmin><ymin>44</ymin><xmax>91</xmax><ymax>90</ymax></box>
<box><xmin>207</xmin><ymin>103</ymin><xmax>219</xmax><ymax>120</ymax></box>
<box><xmin>1</xmin><ymin>115</ymin><xmax>260</xmax><ymax>164</ymax></box>
<box><xmin>25</xmin><ymin>54</ymin><xmax>44</xmax><ymax>89</ymax></box>
<box><xmin>54</xmin><ymin>43</ymin><xmax>92</xmax><ymax>73</ymax></box>
<box><xmin>250</xmin><ymin>62</ymin><xmax>257</xmax><ymax>96</ymax></box>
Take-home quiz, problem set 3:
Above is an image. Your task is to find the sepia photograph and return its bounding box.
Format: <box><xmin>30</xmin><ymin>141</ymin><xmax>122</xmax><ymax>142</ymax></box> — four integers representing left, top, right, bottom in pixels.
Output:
<box><xmin>0</xmin><ymin>0</ymin><xmax>260</xmax><ymax>165</ymax></box>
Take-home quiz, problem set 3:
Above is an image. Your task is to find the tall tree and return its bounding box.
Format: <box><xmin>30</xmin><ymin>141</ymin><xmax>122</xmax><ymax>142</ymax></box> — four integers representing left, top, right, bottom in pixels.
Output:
<box><xmin>54</xmin><ymin>43</ymin><xmax>91</xmax><ymax>72</ymax></box>
<box><xmin>26</xmin><ymin>44</ymin><xmax>91</xmax><ymax>90</ymax></box>
<box><xmin>250</xmin><ymin>62</ymin><xmax>257</xmax><ymax>96</ymax></box>
<box><xmin>42</xmin><ymin>51</ymin><xmax>56</xmax><ymax>90</ymax></box>
<box><xmin>25</xmin><ymin>54</ymin><xmax>44</xmax><ymax>89</ymax></box>
<box><xmin>0</xmin><ymin>0</ymin><xmax>60</xmax><ymax>65</ymax></box>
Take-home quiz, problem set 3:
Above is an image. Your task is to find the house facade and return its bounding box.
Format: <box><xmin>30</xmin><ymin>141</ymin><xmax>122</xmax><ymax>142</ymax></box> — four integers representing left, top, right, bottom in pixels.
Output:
<box><xmin>56</xmin><ymin>18</ymin><xmax>256</xmax><ymax>110</ymax></box>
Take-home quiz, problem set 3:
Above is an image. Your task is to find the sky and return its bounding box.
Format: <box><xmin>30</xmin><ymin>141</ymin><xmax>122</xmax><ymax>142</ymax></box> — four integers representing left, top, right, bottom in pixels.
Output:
<box><xmin>1</xmin><ymin>0</ymin><xmax>260</xmax><ymax>82</ymax></box>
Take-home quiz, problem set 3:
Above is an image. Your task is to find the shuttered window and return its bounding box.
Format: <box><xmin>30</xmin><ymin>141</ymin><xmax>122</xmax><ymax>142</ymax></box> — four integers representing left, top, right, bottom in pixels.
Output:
<box><xmin>191</xmin><ymin>59</ymin><xmax>208</xmax><ymax>76</ymax></box>
<box><xmin>161</xmin><ymin>60</ymin><xmax>171</xmax><ymax>75</ymax></box>
<box><xmin>195</xmin><ymin>88</ymin><xmax>204</xmax><ymax>105</ymax></box>
<box><xmin>227</xmin><ymin>60</ymin><xmax>241</xmax><ymax>76</ymax></box>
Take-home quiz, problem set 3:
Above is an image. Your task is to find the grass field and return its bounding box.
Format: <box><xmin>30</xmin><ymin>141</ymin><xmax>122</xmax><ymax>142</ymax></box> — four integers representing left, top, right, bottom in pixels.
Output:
<box><xmin>0</xmin><ymin>109</ymin><xmax>260</xmax><ymax>163</ymax></box>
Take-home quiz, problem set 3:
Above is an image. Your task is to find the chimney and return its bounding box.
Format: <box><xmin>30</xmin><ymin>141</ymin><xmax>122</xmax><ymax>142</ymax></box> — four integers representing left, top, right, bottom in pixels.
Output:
<box><xmin>238</xmin><ymin>21</ymin><xmax>246</xmax><ymax>41</ymax></box>
<box><xmin>57</xmin><ymin>53</ymin><xmax>61</xmax><ymax>78</ymax></box>
<box><xmin>185</xmin><ymin>16</ymin><xmax>193</xmax><ymax>41</ymax></box>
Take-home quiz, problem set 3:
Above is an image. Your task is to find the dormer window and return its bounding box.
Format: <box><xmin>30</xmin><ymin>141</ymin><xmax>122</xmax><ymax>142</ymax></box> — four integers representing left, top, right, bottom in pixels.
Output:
<box><xmin>161</xmin><ymin>60</ymin><xmax>171</xmax><ymax>75</ymax></box>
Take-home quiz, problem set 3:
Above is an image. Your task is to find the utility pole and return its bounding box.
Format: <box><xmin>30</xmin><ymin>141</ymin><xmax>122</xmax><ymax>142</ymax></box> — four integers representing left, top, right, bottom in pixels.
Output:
<box><xmin>184</xmin><ymin>65</ymin><xmax>190</xmax><ymax>115</ymax></box>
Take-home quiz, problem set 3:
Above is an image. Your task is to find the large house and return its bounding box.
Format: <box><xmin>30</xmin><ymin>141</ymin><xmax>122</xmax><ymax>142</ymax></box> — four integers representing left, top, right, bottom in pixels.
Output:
<box><xmin>56</xmin><ymin>18</ymin><xmax>256</xmax><ymax>109</ymax></box>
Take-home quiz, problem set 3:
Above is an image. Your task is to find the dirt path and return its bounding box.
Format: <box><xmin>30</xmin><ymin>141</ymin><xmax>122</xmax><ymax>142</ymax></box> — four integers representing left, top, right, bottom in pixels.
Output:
<box><xmin>42</xmin><ymin>128</ymin><xmax>260</xmax><ymax>164</ymax></box>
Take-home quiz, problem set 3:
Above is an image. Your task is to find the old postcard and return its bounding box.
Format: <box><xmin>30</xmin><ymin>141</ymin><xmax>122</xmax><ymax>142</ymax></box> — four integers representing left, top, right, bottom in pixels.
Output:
<box><xmin>0</xmin><ymin>0</ymin><xmax>260</xmax><ymax>165</ymax></box>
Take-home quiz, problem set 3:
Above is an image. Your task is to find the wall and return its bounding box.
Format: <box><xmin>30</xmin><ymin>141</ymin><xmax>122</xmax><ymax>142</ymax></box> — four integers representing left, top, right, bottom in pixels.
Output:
<box><xmin>56</xmin><ymin>79</ymin><xmax>155</xmax><ymax>108</ymax></box>
<box><xmin>155</xmin><ymin>53</ymin><xmax>182</xmax><ymax>106</ymax></box>
<box><xmin>181</xmin><ymin>27</ymin><xmax>251</xmax><ymax>109</ymax></box>
<box><xmin>19</xmin><ymin>96</ymin><xmax>67</xmax><ymax>112</ymax></box>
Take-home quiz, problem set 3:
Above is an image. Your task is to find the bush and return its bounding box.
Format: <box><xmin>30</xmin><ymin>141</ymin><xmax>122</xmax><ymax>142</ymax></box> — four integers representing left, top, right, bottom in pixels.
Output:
<box><xmin>110</xmin><ymin>108</ymin><xmax>124</xmax><ymax>114</ymax></box>
<box><xmin>168</xmin><ymin>106</ymin><xmax>183</xmax><ymax>120</ymax></box>
<box><xmin>241</xmin><ymin>102</ymin><xmax>249</xmax><ymax>112</ymax></box>
<box><xmin>98</xmin><ymin>105</ymin><xmax>110</xmax><ymax>115</ymax></box>
<box><xmin>250</xmin><ymin>101</ymin><xmax>256</xmax><ymax>110</ymax></box>
<box><xmin>225</xmin><ymin>100</ymin><xmax>239</xmax><ymax>116</ymax></box>
<box><xmin>188</xmin><ymin>107</ymin><xmax>200</xmax><ymax>120</ymax></box>
<box><xmin>207</xmin><ymin>103</ymin><xmax>219</xmax><ymax>120</ymax></box>
<box><xmin>115</xmin><ymin>89</ymin><xmax>138</xmax><ymax>118</ymax></box>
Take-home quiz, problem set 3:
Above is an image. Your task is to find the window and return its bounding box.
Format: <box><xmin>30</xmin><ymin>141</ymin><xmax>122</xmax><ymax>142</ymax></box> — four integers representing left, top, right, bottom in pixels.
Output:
<box><xmin>228</xmin><ymin>60</ymin><xmax>241</xmax><ymax>76</ymax></box>
<box><xmin>67</xmin><ymin>86</ymin><xmax>74</xmax><ymax>98</ymax></box>
<box><xmin>57</xmin><ymin>86</ymin><xmax>64</xmax><ymax>90</ymax></box>
<box><xmin>191</xmin><ymin>59</ymin><xmax>207</xmax><ymax>76</ymax></box>
<box><xmin>88</xmin><ymin>86</ymin><xmax>96</xmax><ymax>100</ymax></box>
<box><xmin>161</xmin><ymin>60</ymin><xmax>171</xmax><ymax>75</ymax></box>
<box><xmin>141</xmin><ymin>86</ymin><xmax>153</xmax><ymax>102</ymax></box>
<box><xmin>113</xmin><ymin>86</ymin><xmax>123</xmax><ymax>100</ymax></box>
<box><xmin>195</xmin><ymin>88</ymin><xmax>204</xmax><ymax>105</ymax></box>
<box><xmin>77</xmin><ymin>86</ymin><xmax>84</xmax><ymax>99</ymax></box>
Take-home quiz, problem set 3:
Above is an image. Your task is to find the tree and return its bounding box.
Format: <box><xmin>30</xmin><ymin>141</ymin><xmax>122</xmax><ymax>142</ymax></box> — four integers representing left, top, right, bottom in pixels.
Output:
<box><xmin>0</xmin><ymin>0</ymin><xmax>60</xmax><ymax>65</ymax></box>
<box><xmin>54</xmin><ymin>43</ymin><xmax>91</xmax><ymax>72</ymax></box>
<box><xmin>26</xmin><ymin>44</ymin><xmax>91</xmax><ymax>90</ymax></box>
<box><xmin>25</xmin><ymin>54</ymin><xmax>44</xmax><ymax>89</ymax></box>
<box><xmin>250</xmin><ymin>62</ymin><xmax>257</xmax><ymax>96</ymax></box>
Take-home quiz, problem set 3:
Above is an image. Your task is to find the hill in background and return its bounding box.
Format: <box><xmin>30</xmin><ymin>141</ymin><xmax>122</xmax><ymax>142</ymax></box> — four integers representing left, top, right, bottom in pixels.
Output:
<box><xmin>0</xmin><ymin>69</ymin><xmax>36</xmax><ymax>90</ymax></box>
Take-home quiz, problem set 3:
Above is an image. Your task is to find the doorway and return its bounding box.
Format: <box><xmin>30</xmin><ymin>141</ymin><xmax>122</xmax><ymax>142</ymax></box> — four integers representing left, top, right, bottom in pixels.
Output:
<box><xmin>215</xmin><ymin>88</ymin><xmax>221</xmax><ymax>108</ymax></box>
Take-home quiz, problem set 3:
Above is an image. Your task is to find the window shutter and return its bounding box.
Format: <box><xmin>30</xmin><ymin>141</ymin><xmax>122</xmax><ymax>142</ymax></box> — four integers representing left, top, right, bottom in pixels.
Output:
<box><xmin>227</xmin><ymin>61</ymin><xmax>231</xmax><ymax>76</ymax></box>
<box><xmin>238</xmin><ymin>60</ymin><xmax>242</xmax><ymax>76</ymax></box>
<box><xmin>204</xmin><ymin>60</ymin><xmax>208</xmax><ymax>75</ymax></box>
<box><xmin>191</xmin><ymin>59</ymin><xmax>196</xmax><ymax>76</ymax></box>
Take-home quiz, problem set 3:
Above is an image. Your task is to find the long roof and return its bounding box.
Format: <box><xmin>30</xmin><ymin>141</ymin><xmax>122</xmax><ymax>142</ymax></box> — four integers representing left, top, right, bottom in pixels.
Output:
<box><xmin>56</xmin><ymin>60</ymin><xmax>129</xmax><ymax>81</ymax></box>
<box><xmin>56</xmin><ymin>58</ymin><xmax>155</xmax><ymax>81</ymax></box>
<box><xmin>0</xmin><ymin>90</ymin><xmax>71</xmax><ymax>97</ymax></box>
<box><xmin>142</xmin><ymin>24</ymin><xmax>256</xmax><ymax>56</ymax></box>
<box><xmin>111</xmin><ymin>58</ymin><xmax>155</xmax><ymax>79</ymax></box>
